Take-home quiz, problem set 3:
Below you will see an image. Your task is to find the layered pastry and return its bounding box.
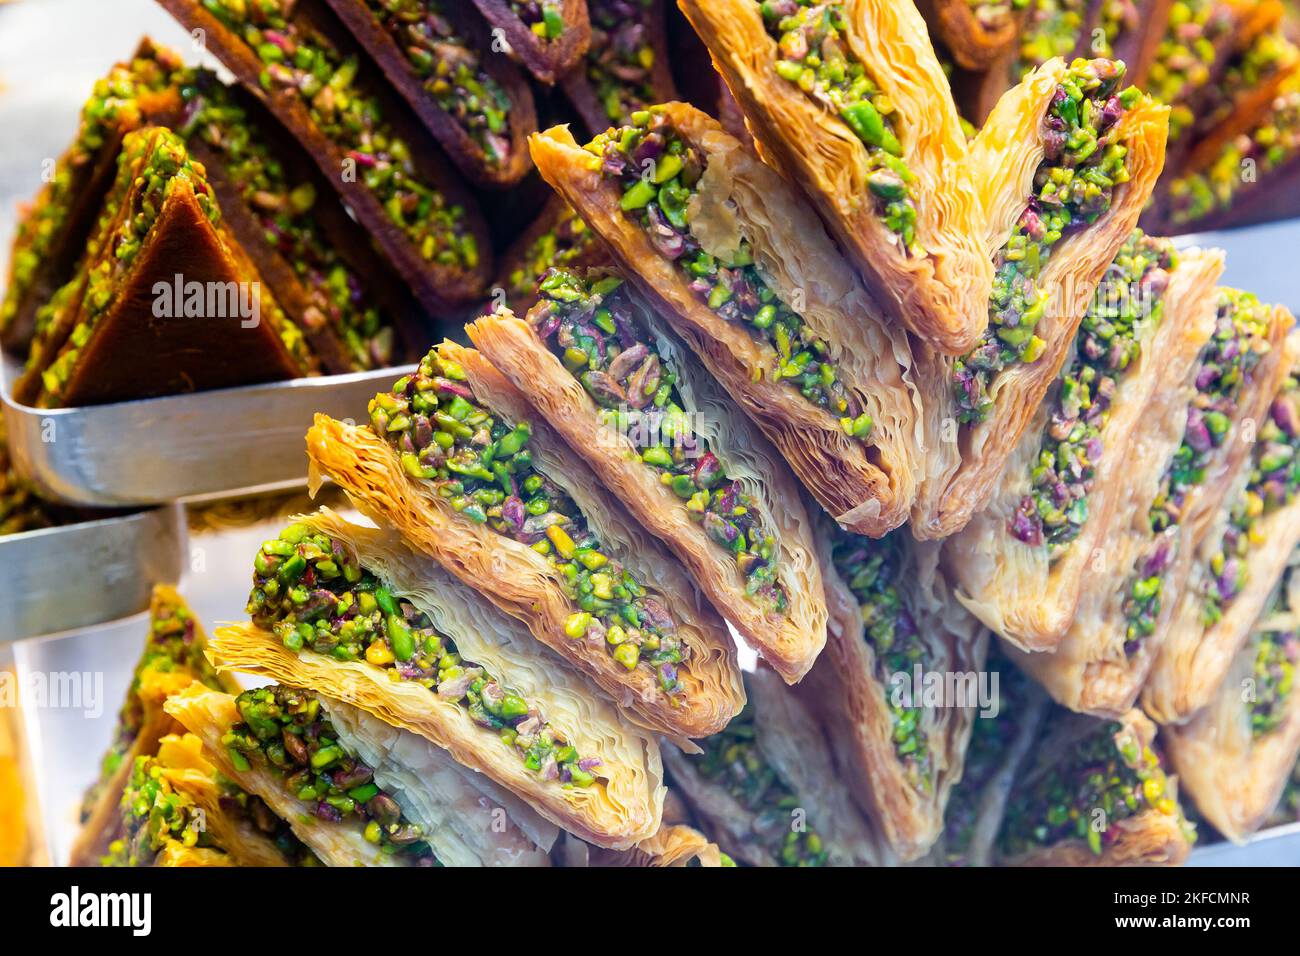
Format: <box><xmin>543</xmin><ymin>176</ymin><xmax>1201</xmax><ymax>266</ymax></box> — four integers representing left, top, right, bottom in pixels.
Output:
<box><xmin>1145</xmin><ymin>338</ymin><xmax>1300</xmax><ymax>722</ymax></box>
<box><xmin>1010</xmin><ymin>289</ymin><xmax>1293</xmax><ymax>716</ymax></box>
<box><xmin>305</xmin><ymin>345</ymin><xmax>747</xmax><ymax>740</ymax></box>
<box><xmin>560</xmin><ymin>0</ymin><xmax>677</xmax><ymax>133</ymax></box>
<box><xmin>468</xmin><ymin>0</ymin><xmax>591</xmax><ymax>84</ymax></box>
<box><xmin>996</xmin><ymin>709</ymin><xmax>1195</xmax><ymax>864</ymax></box>
<box><xmin>468</xmin><ymin>267</ymin><xmax>829</xmax><ymax>682</ymax></box>
<box><xmin>556</xmin><ymin>824</ymin><xmax>730</xmax><ymax>866</ymax></box>
<box><xmin>529</xmin><ymin>102</ymin><xmax>927</xmax><ymax>536</ymax></box>
<box><xmin>212</xmin><ymin>509</ymin><xmax>669</xmax><ymax>847</ymax></box>
<box><xmin>491</xmin><ymin>196</ymin><xmax>609</xmax><ymax>315</ymax></box>
<box><xmin>679</xmin><ymin>0</ymin><xmax>992</xmax><ymax>354</ymax></box>
<box><xmin>322</xmin><ymin>0</ymin><xmax>538</xmax><ymax>187</ymax></box>
<box><xmin>663</xmin><ymin>668</ymin><xmax>884</xmax><ymax>867</ymax></box>
<box><xmin>801</xmin><ymin>527</ymin><xmax>987</xmax><ymax>861</ymax></box>
<box><xmin>0</xmin><ymin>40</ymin><xmax>178</xmax><ymax>354</ymax></box>
<box><xmin>911</xmin><ymin>57</ymin><xmax>1168</xmax><ymax>539</ymax></box>
<box><xmin>1164</xmin><ymin>553</ymin><xmax>1300</xmax><ymax>842</ymax></box>
<box><xmin>102</xmin><ymin>732</ymin><xmax>317</xmax><ymax>867</ymax></box>
<box><xmin>71</xmin><ymin>585</ymin><xmax>240</xmax><ymax>866</ymax></box>
<box><xmin>159</xmin><ymin>0</ymin><xmax>492</xmax><ymax>308</ymax></box>
<box><xmin>947</xmin><ymin>234</ymin><xmax>1224</xmax><ymax>651</ymax></box>
<box><xmin>15</xmin><ymin>126</ymin><xmax>318</xmax><ymax>408</ymax></box>
<box><xmin>168</xmin><ymin>684</ymin><xmax>559</xmax><ymax>865</ymax></box>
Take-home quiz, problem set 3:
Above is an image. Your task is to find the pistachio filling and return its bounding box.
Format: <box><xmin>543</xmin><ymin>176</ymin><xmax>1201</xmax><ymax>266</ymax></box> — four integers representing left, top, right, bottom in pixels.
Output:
<box><xmin>511</xmin><ymin>1</ymin><xmax>567</xmax><ymax>40</ymax></box>
<box><xmin>1010</xmin><ymin>231</ymin><xmax>1175</xmax><ymax>551</ymax></box>
<box><xmin>591</xmin><ymin>107</ymin><xmax>871</xmax><ymax>439</ymax></box>
<box><xmin>38</xmin><ymin>129</ymin><xmax>310</xmax><ymax>402</ymax></box>
<box><xmin>103</xmin><ymin>753</ymin><xmax>221</xmax><ymax>865</ymax></box>
<box><xmin>364</xmin><ymin>1</ymin><xmax>513</xmax><ymax>166</ymax></box>
<box><xmin>1248</xmin><ymin>628</ymin><xmax>1298</xmax><ymax>738</ymax></box>
<box><xmin>757</xmin><ymin>0</ymin><xmax>918</xmax><ymax>248</ymax></box>
<box><xmin>247</xmin><ymin>522</ymin><xmax>599</xmax><ymax>785</ymax></box>
<box><xmin>693</xmin><ymin>699</ymin><xmax>830</xmax><ymax>866</ymax></box>
<box><xmin>585</xmin><ymin>0</ymin><xmax>660</xmax><ymax>125</ymax></box>
<box><xmin>200</xmin><ymin>0</ymin><xmax>477</xmax><ymax>270</ymax></box>
<box><xmin>999</xmin><ymin>719</ymin><xmax>1192</xmax><ymax>857</ymax></box>
<box><xmin>1201</xmin><ymin>373</ymin><xmax>1300</xmax><ymax>625</ymax></box>
<box><xmin>1191</xmin><ymin>31</ymin><xmax>1297</xmax><ymax>141</ymax></box>
<box><xmin>0</xmin><ymin>46</ymin><xmax>180</xmax><ymax>338</ymax></box>
<box><xmin>502</xmin><ymin>203</ymin><xmax>599</xmax><ymax>310</ymax></box>
<box><xmin>81</xmin><ymin>593</ymin><xmax>227</xmax><ymax>821</ymax></box>
<box><xmin>1122</xmin><ymin>290</ymin><xmax>1276</xmax><ymax>653</ymax></box>
<box><xmin>526</xmin><ymin>268</ymin><xmax>788</xmax><ymax>613</ymax></box>
<box><xmin>1147</xmin><ymin>0</ymin><xmax>1235</xmax><ymax>143</ymax></box>
<box><xmin>1012</xmin><ymin>0</ymin><xmax>1088</xmax><ymax>80</ymax></box>
<box><xmin>969</xmin><ymin>0</ymin><xmax>1029</xmax><ymax>30</ymax></box>
<box><xmin>830</xmin><ymin>531</ymin><xmax>933</xmax><ymax>793</ymax></box>
<box><xmin>177</xmin><ymin>70</ymin><xmax>393</xmax><ymax>369</ymax></box>
<box><xmin>1168</xmin><ymin>85</ymin><xmax>1300</xmax><ymax>226</ymax></box>
<box><xmin>223</xmin><ymin>686</ymin><xmax>438</xmax><ymax>863</ymax></box>
<box><xmin>104</xmin><ymin>749</ymin><xmax>317</xmax><ymax>867</ymax></box>
<box><xmin>953</xmin><ymin>59</ymin><xmax>1137</xmax><ymax>424</ymax></box>
<box><xmin>369</xmin><ymin>350</ymin><xmax>691</xmax><ymax>694</ymax></box>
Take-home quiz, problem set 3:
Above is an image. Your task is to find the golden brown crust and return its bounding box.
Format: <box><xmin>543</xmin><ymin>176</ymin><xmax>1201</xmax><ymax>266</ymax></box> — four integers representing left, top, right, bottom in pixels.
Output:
<box><xmin>1012</xmin><ymin>301</ymin><xmax>1293</xmax><ymax>717</ymax></box>
<box><xmin>467</xmin><ymin>308</ymin><xmax>828</xmax><ymax>682</ymax></box>
<box><xmin>1165</xmin><ymin>564</ymin><xmax>1300</xmax><ymax>842</ymax></box>
<box><xmin>208</xmin><ymin>508</ymin><xmax>667</xmax><ymax>850</ymax></box>
<box><xmin>69</xmin><ymin>585</ymin><xmax>239</xmax><ymax>867</ymax></box>
<box><xmin>947</xmin><ymin>247</ymin><xmax>1225</xmax><ymax>651</ymax></box>
<box><xmin>679</xmin><ymin>0</ymin><xmax>991</xmax><ymax>354</ymax></box>
<box><xmin>911</xmin><ymin>60</ymin><xmax>1170</xmax><ymax>540</ymax></box>
<box><xmin>1145</xmin><ymin>335</ymin><xmax>1300</xmax><ymax>724</ymax></box>
<box><xmin>582</xmin><ymin>824</ymin><xmax>726</xmax><ymax>867</ymax></box>
<box><xmin>305</xmin><ymin>347</ymin><xmax>745</xmax><ymax>739</ymax></box>
<box><xmin>803</xmin><ymin>527</ymin><xmax>987</xmax><ymax>862</ymax></box>
<box><xmin>529</xmin><ymin>103</ymin><xmax>925</xmax><ymax>535</ymax></box>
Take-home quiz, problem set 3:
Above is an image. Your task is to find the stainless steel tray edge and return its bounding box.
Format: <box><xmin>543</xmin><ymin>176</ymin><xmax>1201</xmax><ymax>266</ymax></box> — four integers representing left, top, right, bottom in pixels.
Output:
<box><xmin>0</xmin><ymin>504</ymin><xmax>185</xmax><ymax>643</ymax></box>
<box><xmin>1</xmin><ymin>358</ymin><xmax>415</xmax><ymax>507</ymax></box>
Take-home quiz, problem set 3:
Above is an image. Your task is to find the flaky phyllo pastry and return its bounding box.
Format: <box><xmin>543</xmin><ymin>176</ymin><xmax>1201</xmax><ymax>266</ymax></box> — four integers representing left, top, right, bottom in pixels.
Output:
<box><xmin>529</xmin><ymin>101</ymin><xmax>925</xmax><ymax>536</ymax></box>
<box><xmin>929</xmin><ymin>650</ymin><xmax>1050</xmax><ymax>867</ymax></box>
<box><xmin>1145</xmin><ymin>336</ymin><xmax>1300</xmax><ymax>723</ymax></box>
<box><xmin>802</xmin><ymin>524</ymin><xmax>988</xmax><ymax>861</ymax></box>
<box><xmin>663</xmin><ymin>668</ymin><xmax>884</xmax><ymax>866</ymax></box>
<box><xmin>911</xmin><ymin>57</ymin><xmax>1169</xmax><ymax>539</ymax></box>
<box><xmin>948</xmin><ymin>234</ymin><xmax>1225</xmax><ymax>651</ymax></box>
<box><xmin>555</xmin><ymin>825</ymin><xmax>730</xmax><ymax>867</ymax></box>
<box><xmin>678</xmin><ymin>0</ymin><xmax>991</xmax><ymax>354</ymax></box>
<box><xmin>468</xmin><ymin>268</ymin><xmax>827</xmax><ymax>682</ymax></box>
<box><xmin>102</xmin><ymin>732</ymin><xmax>317</xmax><ymax>867</ymax></box>
<box><xmin>996</xmin><ymin>709</ymin><xmax>1195</xmax><ymax>865</ymax></box>
<box><xmin>306</xmin><ymin>345</ymin><xmax>744</xmax><ymax>740</ymax></box>
<box><xmin>71</xmin><ymin>585</ymin><xmax>239</xmax><ymax>867</ymax></box>
<box><xmin>211</xmin><ymin>509</ymin><xmax>665</xmax><ymax>850</ymax></box>
<box><xmin>167</xmin><ymin>684</ymin><xmax>558</xmax><ymax>866</ymax></box>
<box><xmin>1164</xmin><ymin>552</ymin><xmax>1300</xmax><ymax>843</ymax></box>
<box><xmin>1010</xmin><ymin>289</ymin><xmax>1293</xmax><ymax>716</ymax></box>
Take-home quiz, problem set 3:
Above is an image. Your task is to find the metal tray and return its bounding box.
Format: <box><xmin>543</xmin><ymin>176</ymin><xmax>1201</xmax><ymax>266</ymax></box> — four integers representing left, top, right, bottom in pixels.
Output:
<box><xmin>1</xmin><ymin>357</ymin><xmax>413</xmax><ymax>507</ymax></box>
<box><xmin>0</xmin><ymin>504</ymin><xmax>185</xmax><ymax>644</ymax></box>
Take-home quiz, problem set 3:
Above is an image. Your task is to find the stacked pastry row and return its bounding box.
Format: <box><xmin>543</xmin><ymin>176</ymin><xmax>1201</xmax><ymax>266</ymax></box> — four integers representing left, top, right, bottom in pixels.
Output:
<box><xmin>924</xmin><ymin>0</ymin><xmax>1300</xmax><ymax>233</ymax></box>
